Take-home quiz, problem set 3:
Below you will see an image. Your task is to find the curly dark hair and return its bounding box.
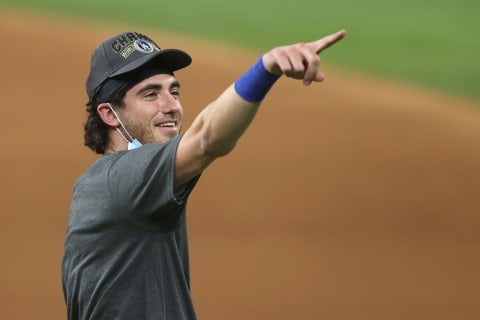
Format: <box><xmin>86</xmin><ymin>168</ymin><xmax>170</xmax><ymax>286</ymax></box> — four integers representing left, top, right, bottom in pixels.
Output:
<box><xmin>84</xmin><ymin>92</ymin><xmax>125</xmax><ymax>154</ymax></box>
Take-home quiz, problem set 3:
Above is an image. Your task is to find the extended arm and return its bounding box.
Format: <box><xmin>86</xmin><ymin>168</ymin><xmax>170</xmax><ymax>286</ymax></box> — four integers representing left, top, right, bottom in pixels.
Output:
<box><xmin>174</xmin><ymin>30</ymin><xmax>346</xmax><ymax>190</ymax></box>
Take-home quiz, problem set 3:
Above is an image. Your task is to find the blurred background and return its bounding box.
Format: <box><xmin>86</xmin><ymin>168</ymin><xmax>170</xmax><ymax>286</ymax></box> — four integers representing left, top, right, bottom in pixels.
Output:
<box><xmin>1</xmin><ymin>1</ymin><xmax>479</xmax><ymax>319</ymax></box>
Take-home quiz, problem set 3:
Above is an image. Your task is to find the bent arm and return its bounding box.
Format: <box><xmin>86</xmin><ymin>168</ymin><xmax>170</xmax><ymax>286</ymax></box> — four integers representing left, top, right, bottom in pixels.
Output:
<box><xmin>174</xmin><ymin>30</ymin><xmax>346</xmax><ymax>190</ymax></box>
<box><xmin>175</xmin><ymin>84</ymin><xmax>260</xmax><ymax>190</ymax></box>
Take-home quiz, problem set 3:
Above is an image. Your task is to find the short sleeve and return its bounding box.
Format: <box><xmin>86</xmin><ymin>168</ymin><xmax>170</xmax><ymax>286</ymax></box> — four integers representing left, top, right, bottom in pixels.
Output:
<box><xmin>106</xmin><ymin>135</ymin><xmax>198</xmax><ymax>220</ymax></box>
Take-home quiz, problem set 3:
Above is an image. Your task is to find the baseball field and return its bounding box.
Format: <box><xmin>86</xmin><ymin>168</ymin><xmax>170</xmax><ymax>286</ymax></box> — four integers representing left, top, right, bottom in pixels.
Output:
<box><xmin>1</xmin><ymin>5</ymin><xmax>480</xmax><ymax>320</ymax></box>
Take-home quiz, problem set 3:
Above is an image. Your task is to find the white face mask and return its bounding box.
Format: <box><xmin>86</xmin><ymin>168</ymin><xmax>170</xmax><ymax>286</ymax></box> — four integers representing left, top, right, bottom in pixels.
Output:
<box><xmin>107</xmin><ymin>103</ymin><xmax>143</xmax><ymax>150</ymax></box>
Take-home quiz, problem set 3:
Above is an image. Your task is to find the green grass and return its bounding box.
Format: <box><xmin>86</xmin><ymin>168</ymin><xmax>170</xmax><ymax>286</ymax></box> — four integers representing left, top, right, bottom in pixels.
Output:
<box><xmin>1</xmin><ymin>0</ymin><xmax>479</xmax><ymax>100</ymax></box>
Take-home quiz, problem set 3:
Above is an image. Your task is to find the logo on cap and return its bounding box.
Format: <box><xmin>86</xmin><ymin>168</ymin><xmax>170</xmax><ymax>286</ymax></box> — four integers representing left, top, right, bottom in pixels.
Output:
<box><xmin>111</xmin><ymin>33</ymin><xmax>160</xmax><ymax>59</ymax></box>
<box><xmin>134</xmin><ymin>39</ymin><xmax>154</xmax><ymax>53</ymax></box>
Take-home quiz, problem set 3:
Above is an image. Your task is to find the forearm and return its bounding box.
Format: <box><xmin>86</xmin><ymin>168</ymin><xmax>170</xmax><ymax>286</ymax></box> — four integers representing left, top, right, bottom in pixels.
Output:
<box><xmin>187</xmin><ymin>85</ymin><xmax>260</xmax><ymax>158</ymax></box>
<box><xmin>186</xmin><ymin>57</ymin><xmax>280</xmax><ymax>157</ymax></box>
<box><xmin>175</xmin><ymin>83</ymin><xmax>264</xmax><ymax>190</ymax></box>
<box><xmin>175</xmin><ymin>58</ymin><xmax>280</xmax><ymax>188</ymax></box>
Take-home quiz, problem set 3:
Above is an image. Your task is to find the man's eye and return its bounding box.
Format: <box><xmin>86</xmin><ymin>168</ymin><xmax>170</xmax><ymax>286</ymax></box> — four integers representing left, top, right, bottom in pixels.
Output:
<box><xmin>145</xmin><ymin>92</ymin><xmax>157</xmax><ymax>98</ymax></box>
<box><xmin>171</xmin><ymin>90</ymin><xmax>180</xmax><ymax>98</ymax></box>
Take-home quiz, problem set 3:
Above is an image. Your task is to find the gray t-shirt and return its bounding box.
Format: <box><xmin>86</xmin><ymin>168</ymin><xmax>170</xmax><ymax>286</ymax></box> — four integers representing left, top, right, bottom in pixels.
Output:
<box><xmin>62</xmin><ymin>135</ymin><xmax>200</xmax><ymax>320</ymax></box>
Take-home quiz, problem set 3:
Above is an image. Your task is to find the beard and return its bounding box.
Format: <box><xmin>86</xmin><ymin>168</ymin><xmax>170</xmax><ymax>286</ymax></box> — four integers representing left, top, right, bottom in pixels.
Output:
<box><xmin>121</xmin><ymin>112</ymin><xmax>181</xmax><ymax>145</ymax></box>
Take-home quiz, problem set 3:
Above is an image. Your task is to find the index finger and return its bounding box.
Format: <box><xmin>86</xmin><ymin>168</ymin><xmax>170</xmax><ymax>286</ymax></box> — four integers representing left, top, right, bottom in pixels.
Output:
<box><xmin>309</xmin><ymin>30</ymin><xmax>346</xmax><ymax>54</ymax></box>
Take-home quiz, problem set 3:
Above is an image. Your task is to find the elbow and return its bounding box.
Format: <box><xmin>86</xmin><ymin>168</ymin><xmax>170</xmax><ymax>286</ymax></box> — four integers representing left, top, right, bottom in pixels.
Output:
<box><xmin>199</xmin><ymin>134</ymin><xmax>237</xmax><ymax>159</ymax></box>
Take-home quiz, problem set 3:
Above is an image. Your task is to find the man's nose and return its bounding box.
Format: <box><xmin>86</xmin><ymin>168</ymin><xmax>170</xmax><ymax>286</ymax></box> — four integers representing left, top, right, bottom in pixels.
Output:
<box><xmin>160</xmin><ymin>93</ymin><xmax>180</xmax><ymax>113</ymax></box>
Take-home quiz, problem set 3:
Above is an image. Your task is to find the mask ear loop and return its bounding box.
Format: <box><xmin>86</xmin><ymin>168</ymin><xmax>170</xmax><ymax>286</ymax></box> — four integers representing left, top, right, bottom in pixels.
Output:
<box><xmin>105</xmin><ymin>103</ymin><xmax>136</xmax><ymax>144</ymax></box>
<box><xmin>115</xmin><ymin>128</ymin><xmax>130</xmax><ymax>145</ymax></box>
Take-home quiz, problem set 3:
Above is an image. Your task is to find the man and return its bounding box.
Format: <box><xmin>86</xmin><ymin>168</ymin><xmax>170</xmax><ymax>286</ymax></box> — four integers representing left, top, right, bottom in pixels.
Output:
<box><xmin>62</xmin><ymin>29</ymin><xmax>346</xmax><ymax>319</ymax></box>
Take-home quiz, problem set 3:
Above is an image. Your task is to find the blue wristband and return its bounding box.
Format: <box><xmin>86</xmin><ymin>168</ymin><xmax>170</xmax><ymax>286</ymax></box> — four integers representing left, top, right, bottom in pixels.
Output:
<box><xmin>234</xmin><ymin>56</ymin><xmax>281</xmax><ymax>102</ymax></box>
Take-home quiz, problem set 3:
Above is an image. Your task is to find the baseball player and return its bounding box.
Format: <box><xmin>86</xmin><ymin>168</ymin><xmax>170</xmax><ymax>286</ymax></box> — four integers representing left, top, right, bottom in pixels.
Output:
<box><xmin>62</xmin><ymin>29</ymin><xmax>346</xmax><ymax>319</ymax></box>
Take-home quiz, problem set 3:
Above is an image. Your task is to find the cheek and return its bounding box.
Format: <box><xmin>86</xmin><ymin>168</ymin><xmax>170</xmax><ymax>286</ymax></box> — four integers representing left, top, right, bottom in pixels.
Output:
<box><xmin>176</xmin><ymin>103</ymin><xmax>184</xmax><ymax>118</ymax></box>
<box><xmin>176</xmin><ymin>105</ymin><xmax>185</xmax><ymax>129</ymax></box>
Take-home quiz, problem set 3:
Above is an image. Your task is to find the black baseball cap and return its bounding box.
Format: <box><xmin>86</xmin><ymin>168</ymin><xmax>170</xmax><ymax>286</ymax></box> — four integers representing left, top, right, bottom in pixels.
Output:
<box><xmin>86</xmin><ymin>31</ymin><xmax>192</xmax><ymax>103</ymax></box>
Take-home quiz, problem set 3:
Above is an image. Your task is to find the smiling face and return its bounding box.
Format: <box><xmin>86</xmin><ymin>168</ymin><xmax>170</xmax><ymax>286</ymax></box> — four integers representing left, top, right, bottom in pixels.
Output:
<box><xmin>115</xmin><ymin>73</ymin><xmax>184</xmax><ymax>145</ymax></box>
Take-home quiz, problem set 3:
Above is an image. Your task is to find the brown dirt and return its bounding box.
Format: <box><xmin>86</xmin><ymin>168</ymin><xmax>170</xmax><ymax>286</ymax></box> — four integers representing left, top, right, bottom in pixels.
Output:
<box><xmin>1</xmin><ymin>8</ymin><xmax>480</xmax><ymax>320</ymax></box>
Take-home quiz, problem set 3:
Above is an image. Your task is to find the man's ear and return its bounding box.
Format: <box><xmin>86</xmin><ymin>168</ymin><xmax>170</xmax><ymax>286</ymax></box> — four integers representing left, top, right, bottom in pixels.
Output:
<box><xmin>97</xmin><ymin>103</ymin><xmax>120</xmax><ymax>127</ymax></box>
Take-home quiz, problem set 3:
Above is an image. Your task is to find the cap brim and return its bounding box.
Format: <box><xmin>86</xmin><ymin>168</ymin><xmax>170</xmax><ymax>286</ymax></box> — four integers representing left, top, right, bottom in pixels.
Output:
<box><xmin>110</xmin><ymin>49</ymin><xmax>192</xmax><ymax>79</ymax></box>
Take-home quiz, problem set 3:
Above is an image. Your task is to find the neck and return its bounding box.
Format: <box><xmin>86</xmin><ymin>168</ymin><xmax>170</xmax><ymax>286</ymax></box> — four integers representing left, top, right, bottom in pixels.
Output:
<box><xmin>105</xmin><ymin>129</ymin><xmax>128</xmax><ymax>153</ymax></box>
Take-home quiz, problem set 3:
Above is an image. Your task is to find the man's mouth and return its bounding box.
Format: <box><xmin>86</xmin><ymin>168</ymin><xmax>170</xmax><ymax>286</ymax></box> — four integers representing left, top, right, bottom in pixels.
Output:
<box><xmin>156</xmin><ymin>121</ymin><xmax>177</xmax><ymax>128</ymax></box>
